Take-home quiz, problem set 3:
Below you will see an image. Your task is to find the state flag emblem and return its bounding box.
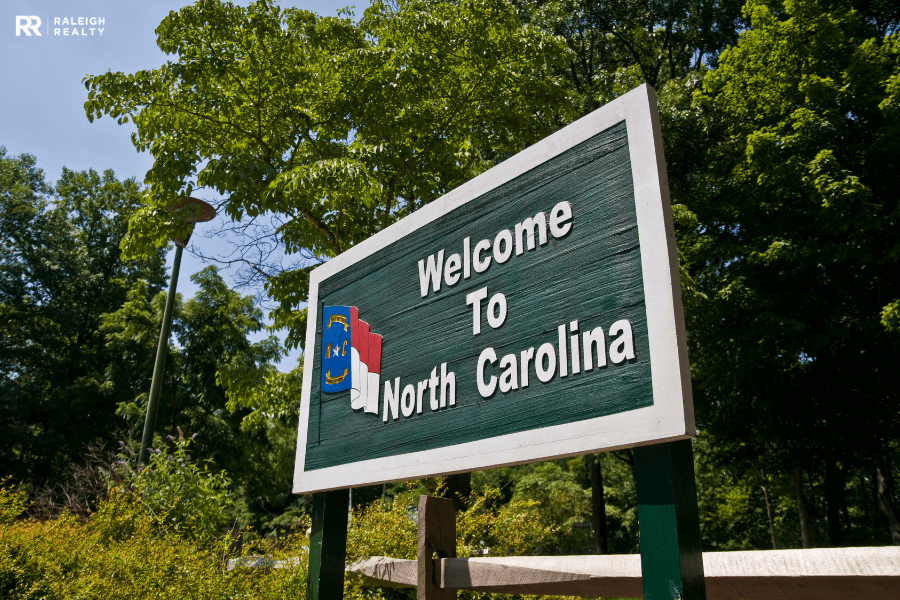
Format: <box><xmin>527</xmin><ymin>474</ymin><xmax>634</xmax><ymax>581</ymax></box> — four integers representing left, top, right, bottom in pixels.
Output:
<box><xmin>321</xmin><ymin>306</ymin><xmax>382</xmax><ymax>415</ymax></box>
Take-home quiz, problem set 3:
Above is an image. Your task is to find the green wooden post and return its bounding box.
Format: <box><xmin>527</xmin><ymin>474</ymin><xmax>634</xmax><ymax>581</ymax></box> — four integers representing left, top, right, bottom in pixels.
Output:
<box><xmin>307</xmin><ymin>489</ymin><xmax>349</xmax><ymax>600</ymax></box>
<box><xmin>634</xmin><ymin>440</ymin><xmax>706</xmax><ymax>600</ymax></box>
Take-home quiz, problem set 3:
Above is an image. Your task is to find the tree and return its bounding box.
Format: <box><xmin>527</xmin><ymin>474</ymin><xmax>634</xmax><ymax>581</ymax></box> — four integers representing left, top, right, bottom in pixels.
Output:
<box><xmin>83</xmin><ymin>0</ymin><xmax>573</xmax><ymax>349</ymax></box>
<box><xmin>103</xmin><ymin>265</ymin><xmax>300</xmax><ymax>530</ymax></box>
<box><xmin>503</xmin><ymin>0</ymin><xmax>745</xmax><ymax>538</ymax></box>
<box><xmin>678</xmin><ymin>0</ymin><xmax>900</xmax><ymax>545</ymax></box>
<box><xmin>511</xmin><ymin>0</ymin><xmax>744</xmax><ymax>118</ymax></box>
<box><xmin>83</xmin><ymin>0</ymin><xmax>576</xmax><ymax>509</ymax></box>
<box><xmin>0</xmin><ymin>149</ymin><xmax>166</xmax><ymax>487</ymax></box>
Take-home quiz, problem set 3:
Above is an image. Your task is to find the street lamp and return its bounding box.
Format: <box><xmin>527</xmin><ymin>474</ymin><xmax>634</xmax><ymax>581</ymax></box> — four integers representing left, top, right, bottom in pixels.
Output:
<box><xmin>137</xmin><ymin>197</ymin><xmax>216</xmax><ymax>468</ymax></box>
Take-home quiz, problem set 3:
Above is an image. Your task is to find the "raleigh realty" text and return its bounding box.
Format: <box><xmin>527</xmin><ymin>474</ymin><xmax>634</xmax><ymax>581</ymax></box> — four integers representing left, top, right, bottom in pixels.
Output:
<box><xmin>15</xmin><ymin>16</ymin><xmax>107</xmax><ymax>37</ymax></box>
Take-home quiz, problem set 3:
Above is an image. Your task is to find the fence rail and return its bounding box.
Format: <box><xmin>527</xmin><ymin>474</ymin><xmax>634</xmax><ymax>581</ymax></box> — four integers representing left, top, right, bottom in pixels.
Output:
<box><xmin>349</xmin><ymin>547</ymin><xmax>900</xmax><ymax>600</ymax></box>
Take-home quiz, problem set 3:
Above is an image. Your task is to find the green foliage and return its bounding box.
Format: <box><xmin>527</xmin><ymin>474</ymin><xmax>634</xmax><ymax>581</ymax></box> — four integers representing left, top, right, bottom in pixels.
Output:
<box><xmin>111</xmin><ymin>434</ymin><xmax>234</xmax><ymax>542</ymax></box>
<box><xmin>0</xmin><ymin>491</ymin><xmax>309</xmax><ymax>599</ymax></box>
<box><xmin>101</xmin><ymin>266</ymin><xmax>302</xmax><ymax>532</ymax></box>
<box><xmin>882</xmin><ymin>299</ymin><xmax>900</xmax><ymax>333</ymax></box>
<box><xmin>217</xmin><ymin>349</ymin><xmax>303</xmax><ymax>434</ymax></box>
<box><xmin>84</xmin><ymin>0</ymin><xmax>573</xmax><ymax>349</ymax></box>
<box><xmin>0</xmin><ymin>148</ymin><xmax>167</xmax><ymax>488</ymax></box>
<box><xmin>0</xmin><ymin>143</ymin><xmax>300</xmax><ymax>528</ymax></box>
<box><xmin>472</xmin><ymin>454</ymin><xmax>639</xmax><ymax>554</ymax></box>
<box><xmin>0</xmin><ymin>480</ymin><xmax>28</xmax><ymax>526</ymax></box>
<box><xmin>664</xmin><ymin>0</ymin><xmax>900</xmax><ymax>546</ymax></box>
<box><xmin>0</xmin><ymin>479</ymin><xmax>551</xmax><ymax>600</ymax></box>
<box><xmin>457</xmin><ymin>489</ymin><xmax>556</xmax><ymax>558</ymax></box>
<box><xmin>693</xmin><ymin>435</ymin><xmax>786</xmax><ymax>550</ymax></box>
<box><xmin>511</xmin><ymin>0</ymin><xmax>744</xmax><ymax>118</ymax></box>
<box><xmin>510</xmin><ymin>462</ymin><xmax>590</xmax><ymax>552</ymax></box>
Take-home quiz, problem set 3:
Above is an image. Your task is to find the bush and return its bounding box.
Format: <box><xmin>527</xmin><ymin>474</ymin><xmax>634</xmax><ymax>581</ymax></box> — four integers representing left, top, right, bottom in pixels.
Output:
<box><xmin>346</xmin><ymin>484</ymin><xmax>553</xmax><ymax>563</ymax></box>
<box><xmin>0</xmin><ymin>490</ymin><xmax>309</xmax><ymax>599</ymax></box>
<box><xmin>0</xmin><ymin>480</ymin><xmax>28</xmax><ymax>525</ymax></box>
<box><xmin>110</xmin><ymin>432</ymin><xmax>234</xmax><ymax>542</ymax></box>
<box><xmin>0</xmin><ymin>473</ymin><xmax>603</xmax><ymax>600</ymax></box>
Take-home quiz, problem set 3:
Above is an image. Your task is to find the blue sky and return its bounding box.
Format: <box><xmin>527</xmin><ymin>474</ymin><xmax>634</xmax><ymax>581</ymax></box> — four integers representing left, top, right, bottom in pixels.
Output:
<box><xmin>2</xmin><ymin>0</ymin><xmax>369</xmax><ymax>369</ymax></box>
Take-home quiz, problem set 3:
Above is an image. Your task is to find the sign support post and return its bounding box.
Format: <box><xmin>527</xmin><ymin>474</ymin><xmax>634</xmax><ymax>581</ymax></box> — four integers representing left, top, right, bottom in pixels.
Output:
<box><xmin>635</xmin><ymin>440</ymin><xmax>706</xmax><ymax>600</ymax></box>
<box><xmin>307</xmin><ymin>489</ymin><xmax>349</xmax><ymax>600</ymax></box>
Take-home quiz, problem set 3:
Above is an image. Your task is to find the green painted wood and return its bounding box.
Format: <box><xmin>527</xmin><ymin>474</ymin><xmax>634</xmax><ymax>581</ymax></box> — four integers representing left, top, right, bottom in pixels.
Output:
<box><xmin>307</xmin><ymin>120</ymin><xmax>651</xmax><ymax>471</ymax></box>
<box><xmin>634</xmin><ymin>440</ymin><xmax>706</xmax><ymax>600</ymax></box>
<box><xmin>307</xmin><ymin>489</ymin><xmax>349</xmax><ymax>600</ymax></box>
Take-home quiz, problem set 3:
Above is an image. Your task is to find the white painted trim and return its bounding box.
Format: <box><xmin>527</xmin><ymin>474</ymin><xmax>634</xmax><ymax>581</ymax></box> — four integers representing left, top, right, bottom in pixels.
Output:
<box><xmin>294</xmin><ymin>84</ymin><xmax>692</xmax><ymax>494</ymax></box>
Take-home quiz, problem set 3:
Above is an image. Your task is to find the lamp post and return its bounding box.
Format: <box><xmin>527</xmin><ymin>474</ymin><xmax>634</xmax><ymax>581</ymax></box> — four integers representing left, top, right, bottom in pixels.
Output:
<box><xmin>137</xmin><ymin>197</ymin><xmax>216</xmax><ymax>468</ymax></box>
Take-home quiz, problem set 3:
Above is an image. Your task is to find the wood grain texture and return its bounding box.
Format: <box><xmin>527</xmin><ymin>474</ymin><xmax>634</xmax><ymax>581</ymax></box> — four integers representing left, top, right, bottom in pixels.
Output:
<box><xmin>306</xmin><ymin>121</ymin><xmax>650</xmax><ymax>471</ymax></box>
<box><xmin>350</xmin><ymin>547</ymin><xmax>900</xmax><ymax>599</ymax></box>
<box><xmin>417</xmin><ymin>496</ymin><xmax>457</xmax><ymax>600</ymax></box>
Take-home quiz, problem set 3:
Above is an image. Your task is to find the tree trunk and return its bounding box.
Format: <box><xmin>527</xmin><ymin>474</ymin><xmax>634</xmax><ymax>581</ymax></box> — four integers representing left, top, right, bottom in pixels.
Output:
<box><xmin>875</xmin><ymin>457</ymin><xmax>900</xmax><ymax>545</ymax></box>
<box><xmin>839</xmin><ymin>468</ymin><xmax>853</xmax><ymax>534</ymax></box>
<box><xmin>871</xmin><ymin>468</ymin><xmax>885</xmax><ymax>543</ymax></box>
<box><xmin>825</xmin><ymin>459</ymin><xmax>843</xmax><ymax>545</ymax></box>
<box><xmin>791</xmin><ymin>468</ymin><xmax>812</xmax><ymax>548</ymax></box>
<box><xmin>586</xmin><ymin>454</ymin><xmax>608</xmax><ymax>553</ymax></box>
<box><xmin>760</xmin><ymin>469</ymin><xmax>777</xmax><ymax>550</ymax></box>
<box><xmin>443</xmin><ymin>472</ymin><xmax>472</xmax><ymax>513</ymax></box>
<box><xmin>614</xmin><ymin>449</ymin><xmax>636</xmax><ymax>481</ymax></box>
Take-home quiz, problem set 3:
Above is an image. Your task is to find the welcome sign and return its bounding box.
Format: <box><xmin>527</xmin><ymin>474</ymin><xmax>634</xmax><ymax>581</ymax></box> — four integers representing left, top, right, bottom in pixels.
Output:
<box><xmin>294</xmin><ymin>84</ymin><xmax>693</xmax><ymax>493</ymax></box>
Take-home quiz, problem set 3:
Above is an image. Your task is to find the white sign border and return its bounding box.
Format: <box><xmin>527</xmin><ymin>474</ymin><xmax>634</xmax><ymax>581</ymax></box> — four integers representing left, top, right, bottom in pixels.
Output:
<box><xmin>294</xmin><ymin>84</ymin><xmax>693</xmax><ymax>494</ymax></box>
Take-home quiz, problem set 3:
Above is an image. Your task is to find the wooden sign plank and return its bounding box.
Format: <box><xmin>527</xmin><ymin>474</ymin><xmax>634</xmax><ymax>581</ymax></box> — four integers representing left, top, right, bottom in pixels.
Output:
<box><xmin>294</xmin><ymin>83</ymin><xmax>692</xmax><ymax>493</ymax></box>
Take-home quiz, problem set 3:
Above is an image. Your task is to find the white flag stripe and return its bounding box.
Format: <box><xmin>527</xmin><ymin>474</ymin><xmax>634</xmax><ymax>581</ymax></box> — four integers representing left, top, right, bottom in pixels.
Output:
<box><xmin>359</xmin><ymin>361</ymin><xmax>369</xmax><ymax>412</ymax></box>
<box><xmin>365</xmin><ymin>372</ymin><xmax>380</xmax><ymax>414</ymax></box>
<box><xmin>350</xmin><ymin>347</ymin><xmax>364</xmax><ymax>409</ymax></box>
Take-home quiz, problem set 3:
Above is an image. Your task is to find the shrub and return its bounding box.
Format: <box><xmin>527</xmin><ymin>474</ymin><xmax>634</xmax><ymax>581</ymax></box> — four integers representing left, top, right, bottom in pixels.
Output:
<box><xmin>110</xmin><ymin>432</ymin><xmax>234</xmax><ymax>542</ymax></box>
<box><xmin>0</xmin><ymin>479</ymin><xmax>28</xmax><ymax>525</ymax></box>
<box><xmin>0</xmin><ymin>490</ymin><xmax>309</xmax><ymax>599</ymax></box>
<box><xmin>0</xmin><ymin>474</ymin><xmax>600</xmax><ymax>600</ymax></box>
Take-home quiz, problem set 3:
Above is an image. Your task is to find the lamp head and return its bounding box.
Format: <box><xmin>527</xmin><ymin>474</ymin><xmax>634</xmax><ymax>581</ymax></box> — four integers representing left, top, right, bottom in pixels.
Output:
<box><xmin>167</xmin><ymin>196</ymin><xmax>216</xmax><ymax>247</ymax></box>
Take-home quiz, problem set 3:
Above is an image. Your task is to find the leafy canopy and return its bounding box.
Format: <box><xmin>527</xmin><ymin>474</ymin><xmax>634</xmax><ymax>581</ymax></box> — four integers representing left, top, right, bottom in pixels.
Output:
<box><xmin>0</xmin><ymin>149</ymin><xmax>166</xmax><ymax>488</ymax></box>
<box><xmin>678</xmin><ymin>0</ymin><xmax>900</xmax><ymax>480</ymax></box>
<box><xmin>84</xmin><ymin>0</ymin><xmax>573</xmax><ymax>348</ymax></box>
<box><xmin>101</xmin><ymin>265</ymin><xmax>301</xmax><ymax>530</ymax></box>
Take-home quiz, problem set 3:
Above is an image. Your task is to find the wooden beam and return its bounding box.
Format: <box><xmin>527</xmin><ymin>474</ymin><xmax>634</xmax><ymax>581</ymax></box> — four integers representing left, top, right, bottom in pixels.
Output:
<box><xmin>417</xmin><ymin>495</ymin><xmax>457</xmax><ymax>600</ymax></box>
<box><xmin>349</xmin><ymin>547</ymin><xmax>900</xmax><ymax>599</ymax></box>
<box><xmin>634</xmin><ymin>440</ymin><xmax>706</xmax><ymax>600</ymax></box>
<box><xmin>307</xmin><ymin>489</ymin><xmax>349</xmax><ymax>600</ymax></box>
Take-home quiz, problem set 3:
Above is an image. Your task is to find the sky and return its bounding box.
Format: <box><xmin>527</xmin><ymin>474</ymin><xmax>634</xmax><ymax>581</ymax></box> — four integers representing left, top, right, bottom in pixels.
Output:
<box><xmin>2</xmin><ymin>0</ymin><xmax>369</xmax><ymax>369</ymax></box>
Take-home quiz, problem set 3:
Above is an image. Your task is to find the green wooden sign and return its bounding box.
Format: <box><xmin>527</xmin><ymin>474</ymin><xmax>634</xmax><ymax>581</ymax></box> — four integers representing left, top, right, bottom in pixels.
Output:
<box><xmin>294</xmin><ymin>84</ymin><xmax>693</xmax><ymax>494</ymax></box>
